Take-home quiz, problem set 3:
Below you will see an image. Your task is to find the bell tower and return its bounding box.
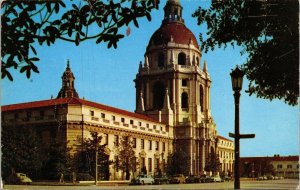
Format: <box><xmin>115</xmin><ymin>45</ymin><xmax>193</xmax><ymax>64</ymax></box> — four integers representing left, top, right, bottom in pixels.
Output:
<box><xmin>57</xmin><ymin>60</ymin><xmax>79</xmax><ymax>98</ymax></box>
<box><xmin>134</xmin><ymin>0</ymin><xmax>217</xmax><ymax>175</ymax></box>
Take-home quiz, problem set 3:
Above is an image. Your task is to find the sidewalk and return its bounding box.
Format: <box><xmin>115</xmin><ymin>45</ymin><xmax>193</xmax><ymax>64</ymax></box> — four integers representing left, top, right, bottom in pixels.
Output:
<box><xmin>31</xmin><ymin>181</ymin><xmax>94</xmax><ymax>186</ymax></box>
<box><xmin>31</xmin><ymin>180</ymin><xmax>131</xmax><ymax>186</ymax></box>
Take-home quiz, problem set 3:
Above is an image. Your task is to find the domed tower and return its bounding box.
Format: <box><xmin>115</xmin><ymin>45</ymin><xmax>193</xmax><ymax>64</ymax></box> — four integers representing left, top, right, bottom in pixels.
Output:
<box><xmin>134</xmin><ymin>0</ymin><xmax>217</xmax><ymax>175</ymax></box>
<box><xmin>57</xmin><ymin>60</ymin><xmax>79</xmax><ymax>98</ymax></box>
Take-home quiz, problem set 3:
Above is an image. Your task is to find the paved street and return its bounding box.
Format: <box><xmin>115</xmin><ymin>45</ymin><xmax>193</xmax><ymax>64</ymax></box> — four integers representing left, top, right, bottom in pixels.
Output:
<box><xmin>3</xmin><ymin>179</ymin><xmax>299</xmax><ymax>190</ymax></box>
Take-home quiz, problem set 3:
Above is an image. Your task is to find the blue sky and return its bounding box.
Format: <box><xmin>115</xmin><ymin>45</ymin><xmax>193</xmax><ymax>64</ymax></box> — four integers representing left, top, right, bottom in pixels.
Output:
<box><xmin>2</xmin><ymin>0</ymin><xmax>299</xmax><ymax>157</ymax></box>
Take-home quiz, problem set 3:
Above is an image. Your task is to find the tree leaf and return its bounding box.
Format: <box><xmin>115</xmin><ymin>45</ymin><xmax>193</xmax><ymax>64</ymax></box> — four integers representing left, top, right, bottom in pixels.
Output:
<box><xmin>26</xmin><ymin>68</ymin><xmax>31</xmax><ymax>78</ymax></box>
<box><xmin>30</xmin><ymin>45</ymin><xmax>37</xmax><ymax>55</ymax></box>
<box><xmin>133</xmin><ymin>19</ymin><xmax>139</xmax><ymax>28</ymax></box>
<box><xmin>75</xmin><ymin>32</ymin><xmax>80</xmax><ymax>46</ymax></box>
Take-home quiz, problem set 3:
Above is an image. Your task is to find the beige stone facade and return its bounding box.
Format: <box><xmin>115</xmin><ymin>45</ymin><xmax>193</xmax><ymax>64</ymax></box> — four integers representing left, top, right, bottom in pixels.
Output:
<box><xmin>2</xmin><ymin>0</ymin><xmax>231</xmax><ymax>179</ymax></box>
<box><xmin>2</xmin><ymin>97</ymin><xmax>173</xmax><ymax>180</ymax></box>
<box><xmin>134</xmin><ymin>0</ymin><xmax>217</xmax><ymax>175</ymax></box>
<box><xmin>270</xmin><ymin>155</ymin><xmax>299</xmax><ymax>178</ymax></box>
<box><xmin>217</xmin><ymin>136</ymin><xmax>234</xmax><ymax>175</ymax></box>
<box><xmin>240</xmin><ymin>155</ymin><xmax>299</xmax><ymax>179</ymax></box>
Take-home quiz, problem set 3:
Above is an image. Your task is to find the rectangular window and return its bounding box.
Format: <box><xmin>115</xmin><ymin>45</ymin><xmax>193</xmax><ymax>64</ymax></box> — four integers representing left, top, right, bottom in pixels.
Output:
<box><xmin>163</xmin><ymin>142</ymin><xmax>165</xmax><ymax>151</ymax></box>
<box><xmin>141</xmin><ymin>139</ymin><xmax>144</xmax><ymax>149</ymax></box>
<box><xmin>139</xmin><ymin>122</ymin><xmax>142</xmax><ymax>126</ymax></box>
<box><xmin>112</xmin><ymin>115</ymin><xmax>116</xmax><ymax>121</ymax></box>
<box><xmin>141</xmin><ymin>157</ymin><xmax>145</xmax><ymax>169</ymax></box>
<box><xmin>40</xmin><ymin>111</ymin><xmax>44</xmax><ymax>116</ymax></box>
<box><xmin>115</xmin><ymin>156</ymin><xmax>119</xmax><ymax>171</ymax></box>
<box><xmin>287</xmin><ymin>165</ymin><xmax>292</xmax><ymax>169</ymax></box>
<box><xmin>155</xmin><ymin>141</ymin><xmax>159</xmax><ymax>151</ymax></box>
<box><xmin>26</xmin><ymin>111</ymin><xmax>31</xmax><ymax>118</ymax></box>
<box><xmin>105</xmin><ymin>134</ymin><xmax>109</xmax><ymax>145</ymax></box>
<box><xmin>90</xmin><ymin>110</ymin><xmax>94</xmax><ymax>116</ymax></box>
<box><xmin>124</xmin><ymin>136</ymin><xmax>129</xmax><ymax>143</ymax></box>
<box><xmin>149</xmin><ymin>140</ymin><xmax>152</xmax><ymax>150</ymax></box>
<box><xmin>114</xmin><ymin>135</ymin><xmax>119</xmax><ymax>146</ymax></box>
<box><xmin>182</xmin><ymin>79</ymin><xmax>187</xmax><ymax>86</ymax></box>
<box><xmin>153</xmin><ymin>125</ymin><xmax>156</xmax><ymax>129</ymax></box>
<box><xmin>14</xmin><ymin>113</ymin><xmax>19</xmax><ymax>119</ymax></box>
<box><xmin>277</xmin><ymin>164</ymin><xmax>282</xmax><ymax>169</ymax></box>
<box><xmin>148</xmin><ymin>158</ymin><xmax>152</xmax><ymax>172</ymax></box>
<box><xmin>130</xmin><ymin>120</ymin><xmax>134</xmax><ymax>125</ymax></box>
<box><xmin>146</xmin><ymin>123</ymin><xmax>149</xmax><ymax>128</ymax></box>
<box><xmin>101</xmin><ymin>113</ymin><xmax>105</xmax><ymax>118</ymax></box>
<box><xmin>133</xmin><ymin>138</ymin><xmax>137</xmax><ymax>148</ymax></box>
<box><xmin>121</xmin><ymin>118</ymin><xmax>125</xmax><ymax>123</ymax></box>
<box><xmin>155</xmin><ymin>158</ymin><xmax>159</xmax><ymax>171</ymax></box>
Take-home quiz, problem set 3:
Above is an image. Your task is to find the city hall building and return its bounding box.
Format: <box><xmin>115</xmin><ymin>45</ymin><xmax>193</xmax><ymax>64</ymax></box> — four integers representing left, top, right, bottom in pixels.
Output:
<box><xmin>1</xmin><ymin>0</ymin><xmax>233</xmax><ymax>179</ymax></box>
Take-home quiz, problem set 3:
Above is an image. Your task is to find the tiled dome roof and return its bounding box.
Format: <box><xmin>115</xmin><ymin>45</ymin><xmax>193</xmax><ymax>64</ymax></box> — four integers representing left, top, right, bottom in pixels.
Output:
<box><xmin>148</xmin><ymin>22</ymin><xmax>199</xmax><ymax>48</ymax></box>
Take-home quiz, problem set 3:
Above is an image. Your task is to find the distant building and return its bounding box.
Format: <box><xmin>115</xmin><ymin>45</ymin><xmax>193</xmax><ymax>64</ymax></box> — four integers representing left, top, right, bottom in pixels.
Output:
<box><xmin>2</xmin><ymin>0</ymin><xmax>233</xmax><ymax>179</ymax></box>
<box><xmin>217</xmin><ymin>136</ymin><xmax>234</xmax><ymax>175</ymax></box>
<box><xmin>240</xmin><ymin>155</ymin><xmax>299</xmax><ymax>179</ymax></box>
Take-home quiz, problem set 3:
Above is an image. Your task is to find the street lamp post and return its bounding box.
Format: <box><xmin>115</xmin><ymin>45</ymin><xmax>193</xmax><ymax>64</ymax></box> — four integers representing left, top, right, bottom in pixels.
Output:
<box><xmin>229</xmin><ymin>66</ymin><xmax>255</xmax><ymax>190</ymax></box>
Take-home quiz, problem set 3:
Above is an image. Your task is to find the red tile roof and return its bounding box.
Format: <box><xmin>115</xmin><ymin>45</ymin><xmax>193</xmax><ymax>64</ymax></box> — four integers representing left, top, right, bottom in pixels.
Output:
<box><xmin>2</xmin><ymin>97</ymin><xmax>161</xmax><ymax>124</ymax></box>
<box><xmin>217</xmin><ymin>135</ymin><xmax>233</xmax><ymax>142</ymax></box>
<box><xmin>149</xmin><ymin>22</ymin><xmax>199</xmax><ymax>47</ymax></box>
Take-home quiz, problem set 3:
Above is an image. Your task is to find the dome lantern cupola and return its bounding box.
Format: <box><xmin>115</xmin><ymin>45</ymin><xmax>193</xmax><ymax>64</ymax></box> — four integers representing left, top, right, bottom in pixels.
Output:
<box><xmin>57</xmin><ymin>59</ymin><xmax>79</xmax><ymax>98</ymax></box>
<box><xmin>163</xmin><ymin>0</ymin><xmax>184</xmax><ymax>24</ymax></box>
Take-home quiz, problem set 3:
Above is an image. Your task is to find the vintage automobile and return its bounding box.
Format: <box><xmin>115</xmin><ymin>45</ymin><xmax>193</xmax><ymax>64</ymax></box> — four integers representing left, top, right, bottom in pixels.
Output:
<box><xmin>211</xmin><ymin>176</ymin><xmax>223</xmax><ymax>182</ymax></box>
<box><xmin>6</xmin><ymin>173</ymin><xmax>32</xmax><ymax>185</ymax></box>
<box><xmin>132</xmin><ymin>174</ymin><xmax>154</xmax><ymax>185</ymax></box>
<box><xmin>185</xmin><ymin>175</ymin><xmax>201</xmax><ymax>183</ymax></box>
<box><xmin>154</xmin><ymin>175</ymin><xmax>169</xmax><ymax>184</ymax></box>
<box><xmin>200</xmin><ymin>175</ymin><xmax>214</xmax><ymax>183</ymax></box>
<box><xmin>222</xmin><ymin>175</ymin><xmax>231</xmax><ymax>181</ymax></box>
<box><xmin>169</xmin><ymin>174</ymin><xmax>186</xmax><ymax>184</ymax></box>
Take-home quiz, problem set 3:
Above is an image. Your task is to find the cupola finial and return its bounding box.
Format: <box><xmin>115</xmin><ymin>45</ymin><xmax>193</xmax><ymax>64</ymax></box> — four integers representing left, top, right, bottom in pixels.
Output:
<box><xmin>67</xmin><ymin>59</ymin><xmax>70</xmax><ymax>68</ymax></box>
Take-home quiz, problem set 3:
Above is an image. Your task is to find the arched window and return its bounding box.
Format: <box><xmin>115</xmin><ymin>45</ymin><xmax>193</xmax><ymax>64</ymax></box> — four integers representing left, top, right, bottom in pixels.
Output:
<box><xmin>153</xmin><ymin>82</ymin><xmax>165</xmax><ymax>110</ymax></box>
<box><xmin>158</xmin><ymin>53</ymin><xmax>164</xmax><ymax>68</ymax></box>
<box><xmin>181</xmin><ymin>92</ymin><xmax>188</xmax><ymax>109</ymax></box>
<box><xmin>200</xmin><ymin>85</ymin><xmax>204</xmax><ymax>112</ymax></box>
<box><xmin>178</xmin><ymin>52</ymin><xmax>186</xmax><ymax>65</ymax></box>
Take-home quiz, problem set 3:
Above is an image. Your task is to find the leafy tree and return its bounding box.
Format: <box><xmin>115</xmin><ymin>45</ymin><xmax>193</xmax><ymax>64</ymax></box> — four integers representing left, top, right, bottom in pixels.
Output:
<box><xmin>1</xmin><ymin>0</ymin><xmax>160</xmax><ymax>81</ymax></box>
<box><xmin>192</xmin><ymin>0</ymin><xmax>298</xmax><ymax>105</ymax></box>
<box><xmin>205</xmin><ymin>151</ymin><xmax>221</xmax><ymax>174</ymax></box>
<box><xmin>1</xmin><ymin>125</ymin><xmax>43</xmax><ymax>180</ymax></box>
<box><xmin>241</xmin><ymin>159</ymin><xmax>274</xmax><ymax>177</ymax></box>
<box><xmin>116</xmin><ymin>136</ymin><xmax>138</xmax><ymax>180</ymax></box>
<box><xmin>41</xmin><ymin>139</ymin><xmax>73</xmax><ymax>180</ymax></box>
<box><xmin>166</xmin><ymin>151</ymin><xmax>190</xmax><ymax>176</ymax></box>
<box><xmin>74</xmin><ymin>132</ymin><xmax>111</xmax><ymax>180</ymax></box>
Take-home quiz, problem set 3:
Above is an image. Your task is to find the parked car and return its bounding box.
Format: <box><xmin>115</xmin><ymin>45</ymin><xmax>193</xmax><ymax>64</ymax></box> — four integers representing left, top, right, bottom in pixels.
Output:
<box><xmin>211</xmin><ymin>176</ymin><xmax>222</xmax><ymax>182</ymax></box>
<box><xmin>257</xmin><ymin>175</ymin><xmax>267</xmax><ymax>180</ymax></box>
<box><xmin>6</xmin><ymin>173</ymin><xmax>32</xmax><ymax>185</ymax></box>
<box><xmin>154</xmin><ymin>175</ymin><xmax>169</xmax><ymax>184</ymax></box>
<box><xmin>169</xmin><ymin>174</ymin><xmax>186</xmax><ymax>184</ymax></box>
<box><xmin>185</xmin><ymin>175</ymin><xmax>201</xmax><ymax>183</ymax></box>
<box><xmin>134</xmin><ymin>175</ymin><xmax>154</xmax><ymax>185</ymax></box>
<box><xmin>267</xmin><ymin>175</ymin><xmax>274</xmax><ymax>180</ymax></box>
<box><xmin>222</xmin><ymin>175</ymin><xmax>231</xmax><ymax>181</ymax></box>
<box><xmin>200</xmin><ymin>175</ymin><xmax>213</xmax><ymax>183</ymax></box>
